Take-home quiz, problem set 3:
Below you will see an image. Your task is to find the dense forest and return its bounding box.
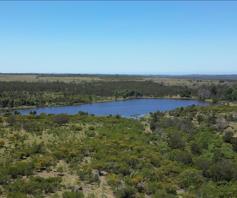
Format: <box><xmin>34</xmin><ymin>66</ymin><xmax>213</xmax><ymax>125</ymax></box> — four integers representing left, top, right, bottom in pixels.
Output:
<box><xmin>0</xmin><ymin>79</ymin><xmax>237</xmax><ymax>109</ymax></box>
<box><xmin>0</xmin><ymin>105</ymin><xmax>237</xmax><ymax>197</ymax></box>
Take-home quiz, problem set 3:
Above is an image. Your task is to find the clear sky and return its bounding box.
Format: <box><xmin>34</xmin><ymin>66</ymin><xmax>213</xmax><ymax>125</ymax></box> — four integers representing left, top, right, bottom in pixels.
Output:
<box><xmin>0</xmin><ymin>1</ymin><xmax>237</xmax><ymax>75</ymax></box>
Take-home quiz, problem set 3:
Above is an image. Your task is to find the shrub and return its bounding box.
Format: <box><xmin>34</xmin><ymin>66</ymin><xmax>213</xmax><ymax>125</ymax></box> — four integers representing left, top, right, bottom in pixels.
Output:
<box><xmin>63</xmin><ymin>191</ymin><xmax>84</xmax><ymax>198</ymax></box>
<box><xmin>152</xmin><ymin>190</ymin><xmax>176</xmax><ymax>198</ymax></box>
<box><xmin>178</xmin><ymin>169</ymin><xmax>204</xmax><ymax>189</ymax></box>
<box><xmin>78</xmin><ymin>111</ymin><xmax>88</xmax><ymax>116</ymax></box>
<box><xmin>209</xmin><ymin>159</ymin><xmax>237</xmax><ymax>181</ymax></box>
<box><xmin>216</xmin><ymin>117</ymin><xmax>228</xmax><ymax>131</ymax></box>
<box><xmin>168</xmin><ymin>132</ymin><xmax>185</xmax><ymax>149</ymax></box>
<box><xmin>34</xmin><ymin>155</ymin><xmax>55</xmax><ymax>171</ymax></box>
<box><xmin>0</xmin><ymin>167</ymin><xmax>10</xmax><ymax>184</ymax></box>
<box><xmin>33</xmin><ymin>176</ymin><xmax>62</xmax><ymax>193</ymax></box>
<box><xmin>231</xmin><ymin>137</ymin><xmax>237</xmax><ymax>152</ymax></box>
<box><xmin>77</xmin><ymin>167</ymin><xmax>99</xmax><ymax>184</ymax></box>
<box><xmin>7</xmin><ymin>176</ymin><xmax>62</xmax><ymax>195</ymax></box>
<box><xmin>191</xmin><ymin>142</ymin><xmax>202</xmax><ymax>155</ymax></box>
<box><xmin>8</xmin><ymin>161</ymin><xmax>34</xmax><ymax>178</ymax></box>
<box><xmin>88</xmin><ymin>126</ymin><xmax>95</xmax><ymax>130</ymax></box>
<box><xmin>7</xmin><ymin>192</ymin><xmax>27</xmax><ymax>198</ymax></box>
<box><xmin>6</xmin><ymin>115</ymin><xmax>17</xmax><ymax>126</ymax></box>
<box><xmin>22</xmin><ymin>121</ymin><xmax>43</xmax><ymax>133</ymax></box>
<box><xmin>107</xmin><ymin>173</ymin><xmax>121</xmax><ymax>187</ymax></box>
<box><xmin>115</xmin><ymin>114</ymin><xmax>121</xmax><ymax>119</ymax></box>
<box><xmin>171</xmin><ymin>150</ymin><xmax>192</xmax><ymax>164</ymax></box>
<box><xmin>53</xmin><ymin>114</ymin><xmax>69</xmax><ymax>125</ymax></box>
<box><xmin>72</xmin><ymin>125</ymin><xmax>83</xmax><ymax>131</ymax></box>
<box><xmin>194</xmin><ymin>156</ymin><xmax>211</xmax><ymax>177</ymax></box>
<box><xmin>197</xmin><ymin>114</ymin><xmax>205</xmax><ymax>123</ymax></box>
<box><xmin>198</xmin><ymin>182</ymin><xmax>219</xmax><ymax>198</ymax></box>
<box><xmin>145</xmin><ymin>182</ymin><xmax>160</xmax><ymax>195</ymax></box>
<box><xmin>116</xmin><ymin>186</ymin><xmax>137</xmax><ymax>198</ymax></box>
<box><xmin>223</xmin><ymin>131</ymin><xmax>234</xmax><ymax>143</ymax></box>
<box><xmin>7</xmin><ymin>179</ymin><xmax>31</xmax><ymax>194</ymax></box>
<box><xmin>0</xmin><ymin>139</ymin><xmax>5</xmax><ymax>148</ymax></box>
<box><xmin>86</xmin><ymin>130</ymin><xmax>96</xmax><ymax>137</ymax></box>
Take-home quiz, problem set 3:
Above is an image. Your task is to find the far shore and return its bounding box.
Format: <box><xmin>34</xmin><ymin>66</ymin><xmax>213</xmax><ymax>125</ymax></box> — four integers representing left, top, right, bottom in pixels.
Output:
<box><xmin>0</xmin><ymin>95</ymin><xmax>208</xmax><ymax>113</ymax></box>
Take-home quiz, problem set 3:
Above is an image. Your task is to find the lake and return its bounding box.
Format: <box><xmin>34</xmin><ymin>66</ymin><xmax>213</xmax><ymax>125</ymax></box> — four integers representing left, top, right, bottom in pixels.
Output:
<box><xmin>18</xmin><ymin>98</ymin><xmax>207</xmax><ymax>117</ymax></box>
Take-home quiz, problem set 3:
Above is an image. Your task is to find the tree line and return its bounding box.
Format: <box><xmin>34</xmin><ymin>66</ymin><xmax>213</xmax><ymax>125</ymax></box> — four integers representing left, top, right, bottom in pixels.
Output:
<box><xmin>0</xmin><ymin>80</ymin><xmax>236</xmax><ymax>108</ymax></box>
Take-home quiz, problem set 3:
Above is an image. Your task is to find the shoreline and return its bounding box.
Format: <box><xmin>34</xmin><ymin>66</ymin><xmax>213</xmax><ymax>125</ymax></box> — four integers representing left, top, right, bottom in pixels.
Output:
<box><xmin>0</xmin><ymin>95</ymin><xmax>206</xmax><ymax>113</ymax></box>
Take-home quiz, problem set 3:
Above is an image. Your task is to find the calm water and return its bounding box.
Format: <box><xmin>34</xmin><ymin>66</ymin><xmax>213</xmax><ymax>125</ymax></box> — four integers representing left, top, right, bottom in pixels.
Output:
<box><xmin>18</xmin><ymin>98</ymin><xmax>207</xmax><ymax>117</ymax></box>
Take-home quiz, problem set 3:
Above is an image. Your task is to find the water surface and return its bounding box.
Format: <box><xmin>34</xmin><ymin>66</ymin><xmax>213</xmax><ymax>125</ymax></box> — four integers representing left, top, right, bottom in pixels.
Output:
<box><xmin>19</xmin><ymin>98</ymin><xmax>207</xmax><ymax>117</ymax></box>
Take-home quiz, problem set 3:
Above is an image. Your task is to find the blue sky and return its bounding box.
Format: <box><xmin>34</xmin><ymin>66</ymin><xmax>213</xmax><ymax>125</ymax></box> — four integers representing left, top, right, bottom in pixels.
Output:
<box><xmin>0</xmin><ymin>1</ymin><xmax>237</xmax><ymax>74</ymax></box>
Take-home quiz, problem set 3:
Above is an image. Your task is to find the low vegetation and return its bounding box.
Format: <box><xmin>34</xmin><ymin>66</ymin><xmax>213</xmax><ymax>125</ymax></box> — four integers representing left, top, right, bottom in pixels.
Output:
<box><xmin>0</xmin><ymin>104</ymin><xmax>237</xmax><ymax>197</ymax></box>
<box><xmin>0</xmin><ymin>75</ymin><xmax>237</xmax><ymax>197</ymax></box>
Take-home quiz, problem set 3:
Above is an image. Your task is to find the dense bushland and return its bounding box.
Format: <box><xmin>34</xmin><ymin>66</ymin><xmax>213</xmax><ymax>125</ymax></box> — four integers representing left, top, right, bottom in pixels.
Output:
<box><xmin>0</xmin><ymin>105</ymin><xmax>237</xmax><ymax>197</ymax></box>
<box><xmin>0</xmin><ymin>80</ymin><xmax>236</xmax><ymax>108</ymax></box>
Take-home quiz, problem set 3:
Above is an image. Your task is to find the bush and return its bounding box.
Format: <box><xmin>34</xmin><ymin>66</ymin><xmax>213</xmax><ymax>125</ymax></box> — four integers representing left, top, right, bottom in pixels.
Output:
<box><xmin>8</xmin><ymin>161</ymin><xmax>34</xmax><ymax>178</ymax></box>
<box><xmin>77</xmin><ymin>167</ymin><xmax>99</xmax><ymax>183</ymax></box>
<box><xmin>22</xmin><ymin>121</ymin><xmax>43</xmax><ymax>133</ymax></box>
<box><xmin>88</xmin><ymin>126</ymin><xmax>95</xmax><ymax>130</ymax></box>
<box><xmin>6</xmin><ymin>115</ymin><xmax>17</xmax><ymax>126</ymax></box>
<box><xmin>191</xmin><ymin>142</ymin><xmax>202</xmax><ymax>155</ymax></box>
<box><xmin>7</xmin><ymin>192</ymin><xmax>27</xmax><ymax>198</ymax></box>
<box><xmin>209</xmin><ymin>159</ymin><xmax>237</xmax><ymax>181</ymax></box>
<box><xmin>86</xmin><ymin>130</ymin><xmax>96</xmax><ymax>137</ymax></box>
<box><xmin>78</xmin><ymin>111</ymin><xmax>88</xmax><ymax>116</ymax></box>
<box><xmin>231</xmin><ymin>137</ymin><xmax>237</xmax><ymax>152</ymax></box>
<box><xmin>0</xmin><ymin>167</ymin><xmax>10</xmax><ymax>184</ymax></box>
<box><xmin>178</xmin><ymin>169</ymin><xmax>204</xmax><ymax>189</ymax></box>
<box><xmin>53</xmin><ymin>114</ymin><xmax>69</xmax><ymax>125</ymax></box>
<box><xmin>7</xmin><ymin>176</ymin><xmax>62</xmax><ymax>195</ymax></box>
<box><xmin>216</xmin><ymin>117</ymin><xmax>228</xmax><ymax>131</ymax></box>
<box><xmin>198</xmin><ymin>182</ymin><xmax>219</xmax><ymax>198</ymax></box>
<box><xmin>152</xmin><ymin>190</ymin><xmax>176</xmax><ymax>198</ymax></box>
<box><xmin>145</xmin><ymin>182</ymin><xmax>160</xmax><ymax>195</ymax></box>
<box><xmin>34</xmin><ymin>155</ymin><xmax>55</xmax><ymax>171</ymax></box>
<box><xmin>194</xmin><ymin>156</ymin><xmax>211</xmax><ymax>177</ymax></box>
<box><xmin>72</xmin><ymin>125</ymin><xmax>82</xmax><ymax>131</ymax></box>
<box><xmin>168</xmin><ymin>132</ymin><xmax>185</xmax><ymax>149</ymax></box>
<box><xmin>107</xmin><ymin>173</ymin><xmax>121</xmax><ymax>187</ymax></box>
<box><xmin>116</xmin><ymin>186</ymin><xmax>137</xmax><ymax>198</ymax></box>
<box><xmin>171</xmin><ymin>150</ymin><xmax>192</xmax><ymax>164</ymax></box>
<box><xmin>0</xmin><ymin>139</ymin><xmax>5</xmax><ymax>148</ymax></box>
<box><xmin>63</xmin><ymin>191</ymin><xmax>84</xmax><ymax>198</ymax></box>
<box><xmin>223</xmin><ymin>131</ymin><xmax>234</xmax><ymax>143</ymax></box>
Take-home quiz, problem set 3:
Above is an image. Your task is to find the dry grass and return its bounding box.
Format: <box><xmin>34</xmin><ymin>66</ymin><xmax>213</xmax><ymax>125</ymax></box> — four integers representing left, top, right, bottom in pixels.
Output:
<box><xmin>0</xmin><ymin>74</ymin><xmax>226</xmax><ymax>88</ymax></box>
<box><xmin>0</xmin><ymin>74</ymin><xmax>101</xmax><ymax>83</ymax></box>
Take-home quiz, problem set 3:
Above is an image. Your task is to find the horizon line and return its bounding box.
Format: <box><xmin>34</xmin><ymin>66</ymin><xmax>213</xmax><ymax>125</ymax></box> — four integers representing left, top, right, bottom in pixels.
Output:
<box><xmin>1</xmin><ymin>72</ymin><xmax>237</xmax><ymax>76</ymax></box>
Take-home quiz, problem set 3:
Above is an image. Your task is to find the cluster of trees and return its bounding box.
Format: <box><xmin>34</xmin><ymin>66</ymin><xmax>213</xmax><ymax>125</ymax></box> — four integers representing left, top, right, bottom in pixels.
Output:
<box><xmin>0</xmin><ymin>80</ymin><xmax>237</xmax><ymax>108</ymax></box>
<box><xmin>0</xmin><ymin>80</ymin><xmax>186</xmax><ymax>96</ymax></box>
<box><xmin>147</xmin><ymin>105</ymin><xmax>237</xmax><ymax>196</ymax></box>
<box><xmin>224</xmin><ymin>87</ymin><xmax>237</xmax><ymax>101</ymax></box>
<box><xmin>0</xmin><ymin>90</ymin><xmax>94</xmax><ymax>108</ymax></box>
